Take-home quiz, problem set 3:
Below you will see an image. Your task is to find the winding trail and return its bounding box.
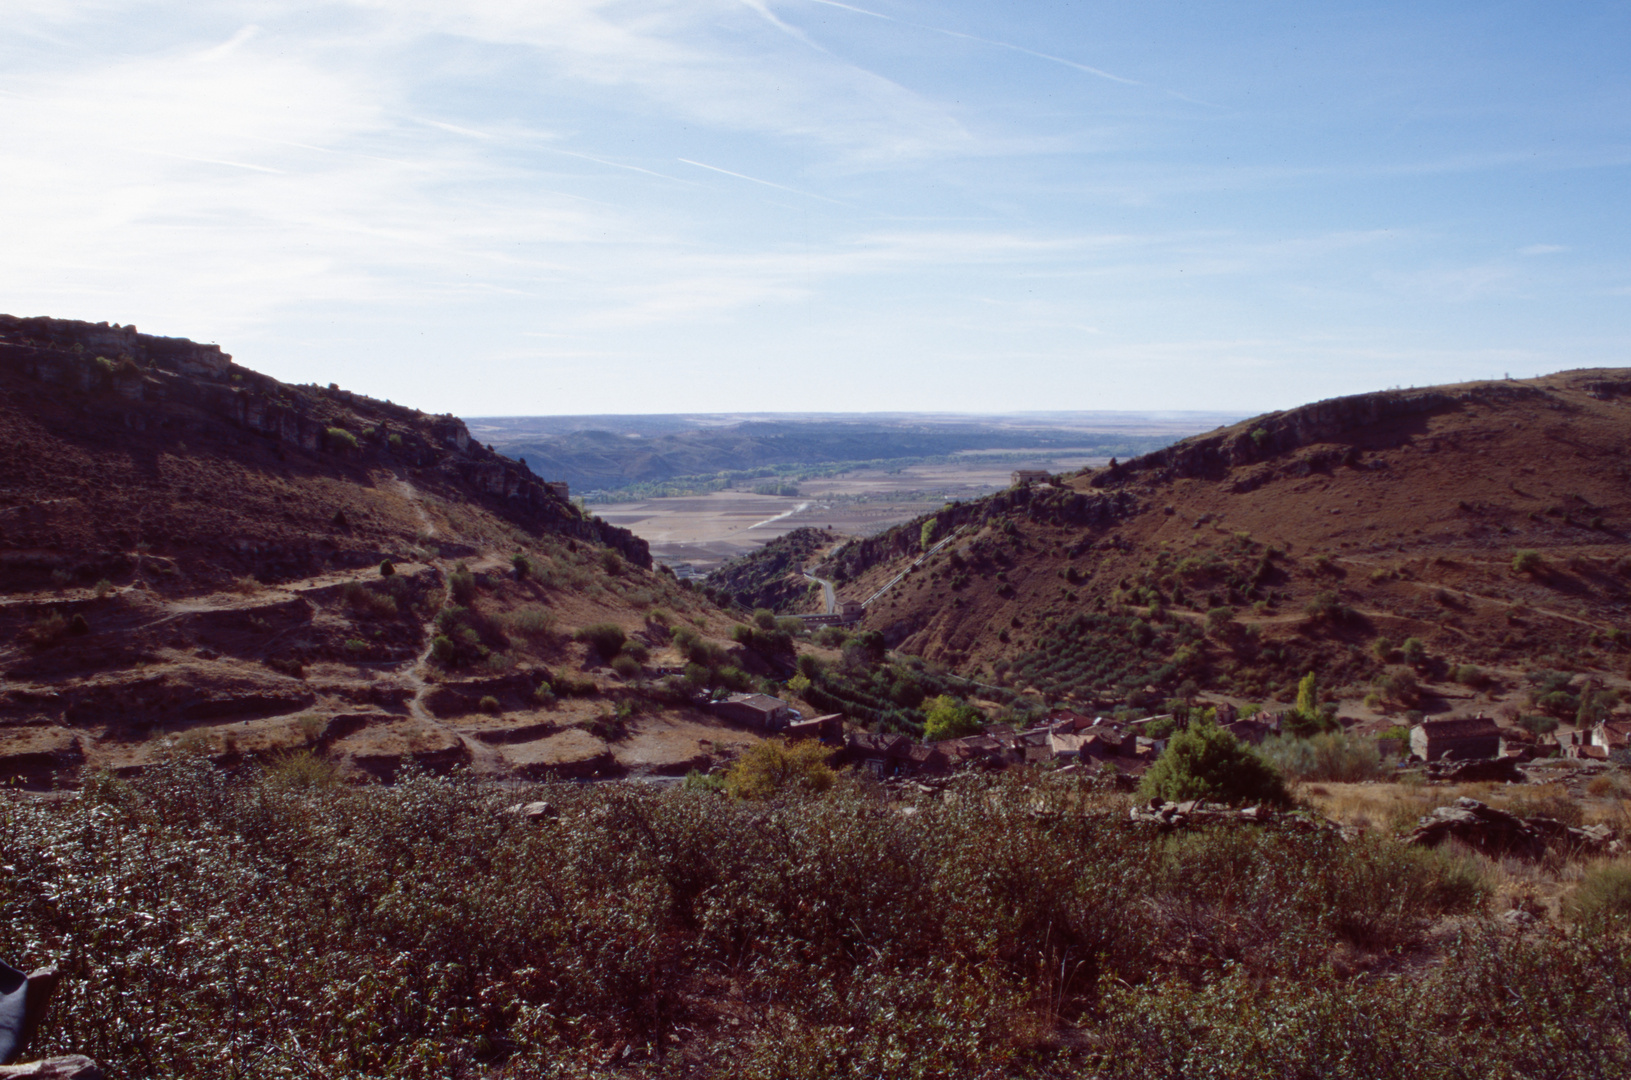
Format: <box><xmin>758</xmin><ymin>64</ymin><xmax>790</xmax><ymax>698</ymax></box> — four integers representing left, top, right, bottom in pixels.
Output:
<box><xmin>803</xmin><ymin>570</ymin><xmax>837</xmax><ymax>614</ymax></box>
<box><xmin>395</xmin><ymin>474</ymin><xmax>514</xmax><ymax>774</ymax></box>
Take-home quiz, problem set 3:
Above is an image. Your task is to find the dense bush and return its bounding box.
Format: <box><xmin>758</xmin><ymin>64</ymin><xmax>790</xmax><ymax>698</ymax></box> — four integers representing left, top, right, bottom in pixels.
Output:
<box><xmin>721</xmin><ymin>739</ymin><xmax>836</xmax><ymax>799</ymax></box>
<box><xmin>325</xmin><ymin>426</ymin><xmax>359</xmax><ymax>451</ymax></box>
<box><xmin>575</xmin><ymin>622</ymin><xmax>627</xmax><ymax>661</ymax></box>
<box><xmin>1139</xmin><ymin>721</ymin><xmax>1291</xmax><ymax>806</ymax></box>
<box><xmin>4</xmin><ymin>760</ymin><xmax>1606</xmax><ymax>1080</ymax></box>
<box><xmin>922</xmin><ymin>694</ymin><xmax>983</xmax><ymax>741</ymax></box>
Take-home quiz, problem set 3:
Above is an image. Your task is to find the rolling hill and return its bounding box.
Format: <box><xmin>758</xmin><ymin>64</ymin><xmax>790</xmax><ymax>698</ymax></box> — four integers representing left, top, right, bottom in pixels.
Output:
<box><xmin>816</xmin><ymin>371</ymin><xmax>1631</xmax><ymax>728</ymax></box>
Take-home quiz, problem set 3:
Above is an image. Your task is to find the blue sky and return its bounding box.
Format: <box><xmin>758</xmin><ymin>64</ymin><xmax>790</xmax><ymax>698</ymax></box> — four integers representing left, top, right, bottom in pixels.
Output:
<box><xmin>3</xmin><ymin>2</ymin><xmax>1628</xmax><ymax>417</ymax></box>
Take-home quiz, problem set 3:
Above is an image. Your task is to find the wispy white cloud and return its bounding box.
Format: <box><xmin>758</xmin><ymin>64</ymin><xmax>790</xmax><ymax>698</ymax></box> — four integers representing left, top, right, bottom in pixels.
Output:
<box><xmin>0</xmin><ymin>0</ymin><xmax>1625</xmax><ymax>415</ymax></box>
<box><xmin>678</xmin><ymin>158</ymin><xmax>845</xmax><ymax>202</ymax></box>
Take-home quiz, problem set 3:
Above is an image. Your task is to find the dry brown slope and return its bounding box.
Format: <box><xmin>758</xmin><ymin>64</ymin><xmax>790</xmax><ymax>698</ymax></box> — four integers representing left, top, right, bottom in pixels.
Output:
<box><xmin>828</xmin><ymin>370</ymin><xmax>1631</xmax><ymax>711</ymax></box>
<box><xmin>0</xmin><ymin>315</ymin><xmax>764</xmax><ymax>786</ymax></box>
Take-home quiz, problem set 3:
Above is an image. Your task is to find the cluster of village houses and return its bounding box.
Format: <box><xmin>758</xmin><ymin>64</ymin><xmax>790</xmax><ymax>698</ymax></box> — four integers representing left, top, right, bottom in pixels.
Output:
<box><xmin>709</xmin><ymin>690</ymin><xmax>1631</xmax><ymax>779</ymax></box>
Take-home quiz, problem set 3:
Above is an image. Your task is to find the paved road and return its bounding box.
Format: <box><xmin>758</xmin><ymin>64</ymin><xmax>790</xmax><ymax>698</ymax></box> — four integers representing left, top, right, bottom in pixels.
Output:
<box><xmin>802</xmin><ymin>570</ymin><xmax>836</xmax><ymax>614</ymax></box>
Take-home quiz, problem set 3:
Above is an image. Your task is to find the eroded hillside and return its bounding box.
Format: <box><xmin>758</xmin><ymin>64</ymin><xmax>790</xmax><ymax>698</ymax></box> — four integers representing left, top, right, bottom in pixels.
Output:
<box><xmin>0</xmin><ymin>315</ymin><xmax>780</xmax><ymax>785</ymax></box>
<box><xmin>820</xmin><ymin>371</ymin><xmax>1631</xmax><ymax>724</ymax></box>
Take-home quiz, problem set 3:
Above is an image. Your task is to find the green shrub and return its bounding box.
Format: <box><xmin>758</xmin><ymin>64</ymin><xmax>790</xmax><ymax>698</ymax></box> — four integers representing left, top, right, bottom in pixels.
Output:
<box><xmin>723</xmin><ymin>739</ymin><xmax>836</xmax><ymax>799</ymax></box>
<box><xmin>447</xmin><ymin>566</ymin><xmax>478</xmax><ymax>606</ymax></box>
<box><xmin>1140</xmin><ymin>720</ymin><xmax>1291</xmax><ymax>805</ymax></box>
<box><xmin>261</xmin><ymin>748</ymin><xmax>340</xmax><ymax>790</ymax></box>
<box><xmin>813</xmin><ymin>625</ymin><xmax>849</xmax><ymax>648</ymax></box>
<box><xmin>1303</xmin><ymin>590</ymin><xmax>1350</xmax><ymax>621</ymax></box>
<box><xmin>20</xmin><ymin>611</ymin><xmax>70</xmax><ymax>649</ymax></box>
<box><xmin>343</xmin><ymin>638</ymin><xmax>370</xmax><ymax>655</ymax></box>
<box><xmin>507</xmin><ymin>606</ymin><xmax>556</xmax><ymax>641</ymax></box>
<box><xmin>1518</xmin><ymin>713</ymin><xmax>1559</xmax><ymax>736</ymax></box>
<box><xmin>1399</xmin><ymin>637</ymin><xmax>1426</xmax><ymax>665</ymax></box>
<box><xmin>599</xmin><ymin>549</ymin><xmax>624</xmax><ymax>576</ymax></box>
<box><xmin>342</xmin><ymin>580</ymin><xmax>398</xmax><ymax>619</ymax></box>
<box><xmin>610</xmin><ymin>655</ymin><xmax>642</xmax><ymax>680</ymax></box>
<box><xmin>1512</xmin><ymin>549</ymin><xmax>1545</xmax><ymax>574</ymax></box>
<box><xmin>379</xmin><ymin>559</ymin><xmax>395</xmax><ymax>577</ymax></box>
<box><xmin>1204</xmin><ymin>606</ymin><xmax>1235</xmax><ymax>634</ymax></box>
<box><xmin>1380</xmin><ymin>667</ymin><xmax>1420</xmax><ymax>706</ymax></box>
<box><xmin>478</xmin><ymin>695</ymin><xmax>502</xmax><ymax>715</ymax></box>
<box><xmin>93</xmin><ymin>578</ymin><xmax>114</xmax><ymax>598</ymax></box>
<box><xmin>922</xmin><ymin>695</ymin><xmax>983</xmax><ymax>742</ymax></box>
<box><xmin>575</xmin><ymin>622</ymin><xmax>626</xmax><ymax>661</ymax></box>
<box><xmin>1455</xmin><ymin>664</ymin><xmax>1491</xmax><ymax>689</ymax></box>
<box><xmin>325</xmin><ymin>427</ymin><xmax>359</xmax><ymax>452</ymax></box>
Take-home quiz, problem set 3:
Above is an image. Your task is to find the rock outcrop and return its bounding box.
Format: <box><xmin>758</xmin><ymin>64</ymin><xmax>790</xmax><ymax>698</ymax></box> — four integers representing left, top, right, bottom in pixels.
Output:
<box><xmin>1404</xmin><ymin>797</ymin><xmax>1617</xmax><ymax>859</ymax></box>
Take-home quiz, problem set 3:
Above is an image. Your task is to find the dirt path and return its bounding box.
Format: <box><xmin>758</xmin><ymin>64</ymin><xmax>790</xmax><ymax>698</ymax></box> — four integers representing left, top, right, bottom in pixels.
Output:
<box><xmin>395</xmin><ymin>474</ymin><xmax>438</xmax><ymax>539</ymax></box>
<box><xmin>388</xmin><ymin>477</ymin><xmax>510</xmax><ymax>775</ymax></box>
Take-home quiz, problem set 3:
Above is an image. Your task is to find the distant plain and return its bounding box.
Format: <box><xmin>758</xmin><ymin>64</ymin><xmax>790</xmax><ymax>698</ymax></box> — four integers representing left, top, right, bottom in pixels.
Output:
<box><xmin>595</xmin><ymin>451</ymin><xmax>1107</xmax><ymax>572</ymax></box>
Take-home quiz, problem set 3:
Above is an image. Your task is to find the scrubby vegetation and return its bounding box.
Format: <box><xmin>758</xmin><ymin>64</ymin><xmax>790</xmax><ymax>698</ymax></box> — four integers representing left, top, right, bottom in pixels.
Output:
<box><xmin>31</xmin><ymin>758</ymin><xmax>1631</xmax><ymax>1079</ymax></box>
<box><xmin>703</xmin><ymin>527</ymin><xmax>837</xmax><ymax>612</ymax></box>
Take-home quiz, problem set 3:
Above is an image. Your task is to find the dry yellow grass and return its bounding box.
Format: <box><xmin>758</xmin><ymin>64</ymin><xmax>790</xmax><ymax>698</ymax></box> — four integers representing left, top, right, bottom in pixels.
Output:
<box><xmin>1302</xmin><ymin>778</ymin><xmax>1631</xmax><ymax>921</ymax></box>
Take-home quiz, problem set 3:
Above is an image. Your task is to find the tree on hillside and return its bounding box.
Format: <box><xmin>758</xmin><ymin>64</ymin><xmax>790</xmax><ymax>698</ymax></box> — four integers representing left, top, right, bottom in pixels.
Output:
<box><xmin>1139</xmin><ymin>720</ymin><xmax>1290</xmax><ymax>806</ymax></box>
<box><xmin>923</xmin><ymin>695</ymin><xmax>983</xmax><ymax>742</ymax></box>
<box><xmin>1283</xmin><ymin>671</ymin><xmax>1340</xmax><ymax>737</ymax></box>
<box><xmin>723</xmin><ymin>739</ymin><xmax>836</xmax><ymax>800</ymax></box>
<box><xmin>920</xmin><ymin>519</ymin><xmax>938</xmax><ymax>551</ymax></box>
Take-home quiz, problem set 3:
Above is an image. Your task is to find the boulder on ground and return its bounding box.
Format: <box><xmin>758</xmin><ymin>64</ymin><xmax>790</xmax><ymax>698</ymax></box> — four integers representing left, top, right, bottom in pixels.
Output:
<box><xmin>1405</xmin><ymin>797</ymin><xmax>1613</xmax><ymax>859</ymax></box>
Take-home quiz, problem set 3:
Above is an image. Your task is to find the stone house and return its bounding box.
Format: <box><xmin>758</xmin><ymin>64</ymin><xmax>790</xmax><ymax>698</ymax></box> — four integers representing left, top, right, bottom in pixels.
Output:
<box><xmin>843</xmin><ymin>731</ymin><xmax>911</xmax><ymax>776</ymax></box>
<box><xmin>1049</xmin><ymin>731</ymin><xmax>1091</xmax><ymax>760</ymax></box>
<box><xmin>786</xmin><ymin>714</ymin><xmax>844</xmax><ymax>744</ymax></box>
<box><xmin>1011</xmin><ymin>470</ymin><xmax>1051</xmax><ymax>487</ymax></box>
<box><xmin>712</xmin><ymin>693</ymin><xmax>801</xmax><ymax>732</ymax></box>
<box><xmin>1052</xmin><ymin>730</ymin><xmax>1124</xmax><ymax>763</ymax></box>
<box><xmin>1046</xmin><ymin>709</ymin><xmax>1098</xmax><ymax>732</ymax></box>
<box><xmin>901</xmin><ymin>744</ymin><xmax>950</xmax><ymax>775</ymax></box>
<box><xmin>942</xmin><ymin>734</ymin><xmax>1005</xmax><ymax>768</ymax></box>
<box><xmin>1409</xmin><ymin>716</ymin><xmax>1500</xmax><ymax>762</ymax></box>
<box><xmin>1591</xmin><ymin>721</ymin><xmax>1631</xmax><ymax>752</ymax></box>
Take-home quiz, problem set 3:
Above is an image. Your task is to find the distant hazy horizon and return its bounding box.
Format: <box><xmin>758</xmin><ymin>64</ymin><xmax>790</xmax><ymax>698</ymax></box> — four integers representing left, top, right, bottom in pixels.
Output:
<box><xmin>465</xmin><ymin>409</ymin><xmax>1245</xmax><ymax>438</ymax></box>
